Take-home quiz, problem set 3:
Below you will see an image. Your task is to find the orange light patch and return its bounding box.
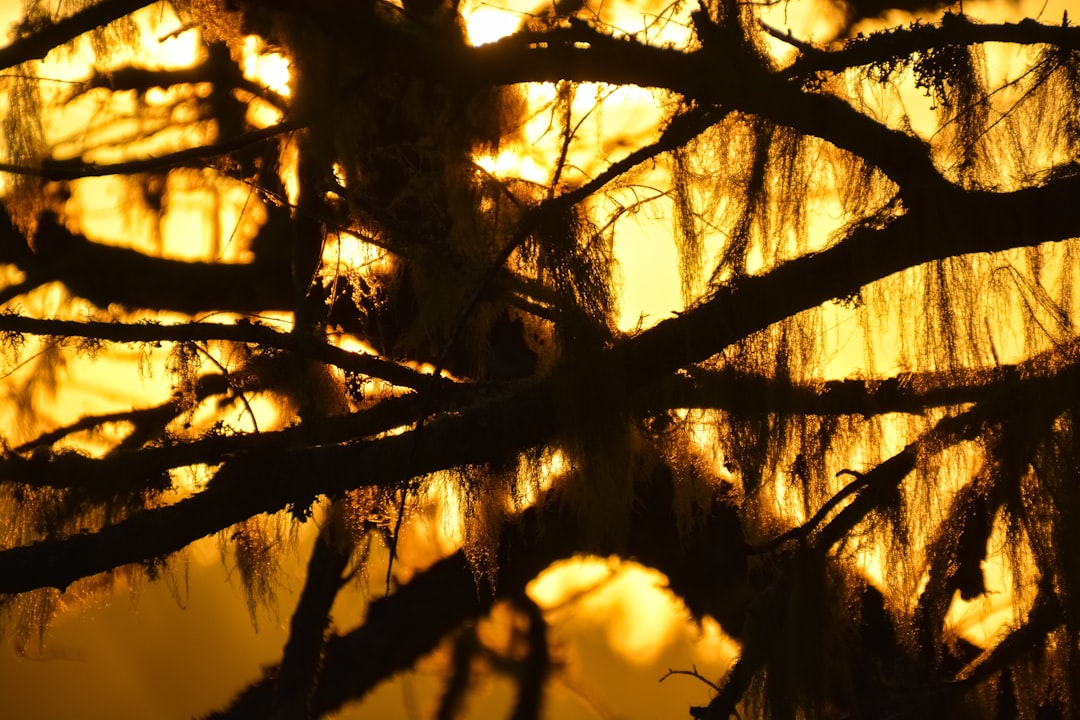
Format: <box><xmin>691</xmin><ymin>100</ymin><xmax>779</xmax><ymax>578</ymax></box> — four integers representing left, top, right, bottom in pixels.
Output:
<box><xmin>241</xmin><ymin>36</ymin><xmax>292</xmax><ymax>98</ymax></box>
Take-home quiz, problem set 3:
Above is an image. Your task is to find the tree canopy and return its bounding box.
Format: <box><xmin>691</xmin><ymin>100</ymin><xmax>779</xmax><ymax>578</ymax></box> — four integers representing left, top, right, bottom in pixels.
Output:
<box><xmin>1</xmin><ymin>0</ymin><xmax>1079</xmax><ymax>717</ymax></box>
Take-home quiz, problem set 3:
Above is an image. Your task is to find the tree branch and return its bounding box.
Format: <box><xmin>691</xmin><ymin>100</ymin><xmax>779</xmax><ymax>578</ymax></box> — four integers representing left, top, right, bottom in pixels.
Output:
<box><xmin>950</xmin><ymin>586</ymin><xmax>1063</xmax><ymax>689</ymax></box>
<box><xmin>508</xmin><ymin>595</ymin><xmax>550</xmax><ymax>720</ymax></box>
<box><xmin>0</xmin><ymin>122</ymin><xmax>300</xmax><ymax>181</ymax></box>
<box><xmin>271</xmin><ymin>507</ymin><xmax>354</xmax><ymax>720</ymax></box>
<box><xmin>812</xmin><ymin>358</ymin><xmax>1080</xmax><ymax>549</ymax></box>
<box><xmin>637</xmin><ymin>360</ymin><xmax>1038</xmax><ymax>417</ymax></box>
<box><xmin>0</xmin><ymin>0</ymin><xmax>156</xmax><ymax>71</ymax></box>
<box><xmin>782</xmin><ymin>15</ymin><xmax>1080</xmax><ymax>81</ymax></box>
<box><xmin>12</xmin><ymin>373</ymin><xmax>230</xmax><ymax>455</ymax></box>
<box><xmin>0</xmin><ymin>385</ymin><xmax>471</xmax><ymax>495</ymax></box>
<box><xmin>0</xmin><ymin>209</ymin><xmax>293</xmax><ymax>314</ymax></box>
<box><xmin>204</xmin><ymin>460</ymin><xmax>747</xmax><ymax>719</ymax></box>
<box><xmin>3</xmin><ymin>169</ymin><xmax>1080</xmax><ymax>593</ymax></box>
<box><xmin>610</xmin><ymin>173</ymin><xmax>1080</xmax><ymax>390</ymax></box>
<box><xmin>458</xmin><ymin>27</ymin><xmax>943</xmax><ymax>197</ymax></box>
<box><xmin>0</xmin><ymin>314</ymin><xmax>453</xmax><ymax>393</ymax></box>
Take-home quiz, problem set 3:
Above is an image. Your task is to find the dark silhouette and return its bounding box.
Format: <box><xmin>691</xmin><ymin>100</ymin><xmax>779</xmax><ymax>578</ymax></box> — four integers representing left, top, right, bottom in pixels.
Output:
<box><xmin>0</xmin><ymin>0</ymin><xmax>1078</xmax><ymax>718</ymax></box>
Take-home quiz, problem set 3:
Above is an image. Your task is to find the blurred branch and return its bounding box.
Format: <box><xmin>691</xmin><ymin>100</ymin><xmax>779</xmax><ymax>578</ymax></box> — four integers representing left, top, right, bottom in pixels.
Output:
<box><xmin>206</xmin><ymin>544</ymin><xmax>501</xmax><ymax>720</ymax></box>
<box><xmin>0</xmin><ymin>0</ymin><xmax>155</xmax><ymax>71</ymax></box>
<box><xmin>204</xmin><ymin>460</ymin><xmax>746</xmax><ymax>719</ymax></box>
<box><xmin>758</xmin><ymin>20</ymin><xmax>820</xmax><ymax>56</ymax></box>
<box><xmin>434</xmin><ymin>626</ymin><xmax>479</xmax><ymax>720</ymax></box>
<box><xmin>0</xmin><ymin>209</ymin><xmax>293</xmax><ymax>314</ymax></box>
<box><xmin>508</xmin><ymin>595</ymin><xmax>550</xmax><ymax>720</ymax></box>
<box><xmin>950</xmin><ymin>586</ymin><xmax>1063</xmax><ymax>689</ymax></box>
<box><xmin>81</xmin><ymin>44</ymin><xmax>290</xmax><ymax>113</ymax></box>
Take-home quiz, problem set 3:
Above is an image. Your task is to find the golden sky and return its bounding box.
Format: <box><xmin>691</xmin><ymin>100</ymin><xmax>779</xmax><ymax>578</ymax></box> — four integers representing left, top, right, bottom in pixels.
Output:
<box><xmin>1</xmin><ymin>0</ymin><xmax>1076</xmax><ymax>717</ymax></box>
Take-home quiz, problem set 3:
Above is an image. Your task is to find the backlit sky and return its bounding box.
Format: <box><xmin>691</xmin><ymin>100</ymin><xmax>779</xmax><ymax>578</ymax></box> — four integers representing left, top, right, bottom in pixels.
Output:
<box><xmin>0</xmin><ymin>0</ymin><xmax>1071</xmax><ymax>717</ymax></box>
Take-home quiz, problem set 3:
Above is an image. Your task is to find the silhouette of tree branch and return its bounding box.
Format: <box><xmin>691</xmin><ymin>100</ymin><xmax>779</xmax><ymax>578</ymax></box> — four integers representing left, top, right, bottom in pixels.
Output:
<box><xmin>812</xmin><ymin>360</ymin><xmax>1080</xmax><ymax>550</ymax></box>
<box><xmin>459</xmin><ymin>28</ymin><xmax>942</xmax><ymax>197</ymax></box>
<box><xmin>271</xmin><ymin>508</ymin><xmax>355</xmax><ymax>720</ymax></box>
<box><xmin>0</xmin><ymin>314</ymin><xmax>452</xmax><ymax>393</ymax></box>
<box><xmin>611</xmin><ymin>174</ymin><xmax>1080</xmax><ymax>391</ymax></box>
<box><xmin>11</xmin><ymin>373</ymin><xmax>230</xmax><ymax>455</ymax></box>
<box><xmin>0</xmin><ymin>374</ymin><xmax>550</xmax><ymax>593</ymax></box>
<box><xmin>508</xmin><ymin>595</ymin><xmax>551</xmax><ymax>720</ymax></box>
<box><xmin>638</xmin><ymin>362</ymin><xmax>1035</xmax><ymax>417</ymax></box>
<box><xmin>5</xmin><ymin>15</ymin><xmax>1072</xmax><ymax>202</ymax></box>
<box><xmin>950</xmin><ymin>586</ymin><xmax>1064</xmax><ymax>689</ymax></box>
<box><xmin>204</xmin><ymin>459</ymin><xmax>746</xmax><ymax>719</ymax></box>
<box><xmin>105</xmin><ymin>12</ymin><xmax>1055</xmax><ymax>206</ymax></box>
<box><xmin>434</xmin><ymin>624</ymin><xmax>479</xmax><ymax>720</ymax></box>
<box><xmin>0</xmin><ymin>209</ymin><xmax>293</xmax><ymax>314</ymax></box>
<box><xmin>692</xmin><ymin>655</ymin><xmax>755</xmax><ymax>720</ymax></box>
<box><xmin>3</xmin><ymin>165</ymin><xmax>1080</xmax><ymax>592</ymax></box>
<box><xmin>0</xmin><ymin>121</ymin><xmax>300</xmax><ymax>181</ymax></box>
<box><xmin>0</xmin><ymin>0</ymin><xmax>155</xmax><ymax>71</ymax></box>
<box><xmin>80</xmin><ymin>45</ymin><xmax>289</xmax><ymax>114</ymax></box>
<box><xmin>781</xmin><ymin>15</ymin><xmax>1080</xmax><ymax>80</ymax></box>
<box><xmin>203</xmin><ymin>544</ymin><xmax>499</xmax><ymax>720</ymax></box>
<box><xmin>660</xmin><ymin>665</ymin><xmax>722</xmax><ymax>692</ymax></box>
<box><xmin>0</xmin><ymin>385</ymin><xmax>474</xmax><ymax>496</ymax></box>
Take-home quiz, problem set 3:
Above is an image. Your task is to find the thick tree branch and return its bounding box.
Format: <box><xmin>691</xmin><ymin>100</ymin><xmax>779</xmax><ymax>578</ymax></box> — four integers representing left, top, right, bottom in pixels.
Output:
<box><xmin>646</xmin><ymin>331</ymin><xmax>1080</xmax><ymax>419</ymax></box>
<box><xmin>458</xmin><ymin>27</ymin><xmax>942</xmax><ymax>197</ymax></box>
<box><xmin>0</xmin><ymin>0</ymin><xmax>155</xmax><ymax>71</ymax></box>
<box><xmin>81</xmin><ymin>46</ymin><xmax>289</xmax><ymax>113</ymax></box>
<box><xmin>204</xmin><ymin>461</ymin><xmax>747</xmax><ymax>719</ymax></box>
<box><xmin>782</xmin><ymin>15</ymin><xmax>1080</xmax><ymax>80</ymax></box>
<box><xmin>204</xmin><ymin>546</ymin><xmax>497</xmax><ymax>720</ymax></box>
<box><xmin>0</xmin><ymin>209</ymin><xmax>293</xmax><ymax>314</ymax></box>
<box><xmin>750</xmin><ymin>387</ymin><xmax>1006</xmax><ymax>554</ymax></box>
<box><xmin>0</xmin><ymin>376</ymin><xmax>556</xmax><ymax>593</ymax></box>
<box><xmin>950</xmin><ymin>586</ymin><xmax>1063</xmax><ymax>689</ymax></box>
<box><xmin>2</xmin><ymin>169</ymin><xmax>1080</xmax><ymax>593</ymax></box>
<box><xmin>507</xmin><ymin>595</ymin><xmax>550</xmax><ymax>720</ymax></box>
<box><xmin>434</xmin><ymin>625</ymin><xmax>479</xmax><ymax>720</ymax></box>
<box><xmin>0</xmin><ymin>208</ymin><xmax>534</xmax><ymax>379</ymax></box>
<box><xmin>13</xmin><ymin>337</ymin><xmax>1054</xmax><ymax>498</ymax></box>
<box><xmin>610</xmin><ymin>174</ymin><xmax>1080</xmax><ymax>390</ymax></box>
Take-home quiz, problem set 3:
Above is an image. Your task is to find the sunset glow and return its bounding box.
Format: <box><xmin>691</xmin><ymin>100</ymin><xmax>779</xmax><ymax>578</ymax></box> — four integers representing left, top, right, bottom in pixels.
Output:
<box><xmin>3</xmin><ymin>0</ymin><xmax>1079</xmax><ymax>718</ymax></box>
